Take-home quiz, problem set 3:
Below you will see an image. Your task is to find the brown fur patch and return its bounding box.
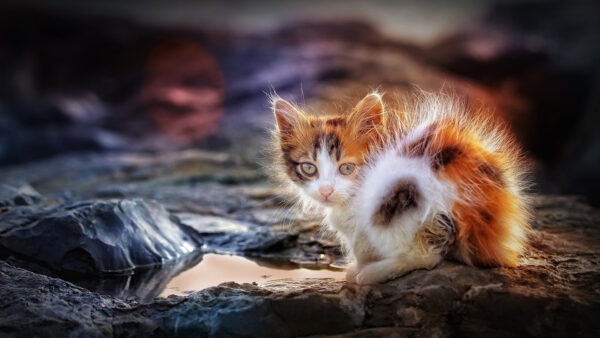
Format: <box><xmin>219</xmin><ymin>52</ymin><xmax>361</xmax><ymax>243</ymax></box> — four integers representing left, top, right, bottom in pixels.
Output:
<box><xmin>479</xmin><ymin>209</ymin><xmax>493</xmax><ymax>223</ymax></box>
<box><xmin>278</xmin><ymin>111</ymin><xmax>383</xmax><ymax>185</ymax></box>
<box><xmin>427</xmin><ymin>122</ymin><xmax>527</xmax><ymax>267</ymax></box>
<box><xmin>432</xmin><ymin>146</ymin><xmax>462</xmax><ymax>171</ymax></box>
<box><xmin>373</xmin><ymin>179</ymin><xmax>418</xmax><ymax>225</ymax></box>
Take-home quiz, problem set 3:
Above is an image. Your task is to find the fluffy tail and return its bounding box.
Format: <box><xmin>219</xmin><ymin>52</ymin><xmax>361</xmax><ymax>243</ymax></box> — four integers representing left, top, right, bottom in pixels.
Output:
<box><xmin>428</xmin><ymin>121</ymin><xmax>531</xmax><ymax>267</ymax></box>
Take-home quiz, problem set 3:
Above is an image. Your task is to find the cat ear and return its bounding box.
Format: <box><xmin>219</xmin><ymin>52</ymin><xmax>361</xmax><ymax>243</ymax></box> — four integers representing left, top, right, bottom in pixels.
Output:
<box><xmin>349</xmin><ymin>92</ymin><xmax>384</xmax><ymax>128</ymax></box>
<box><xmin>272</xmin><ymin>97</ymin><xmax>303</xmax><ymax>134</ymax></box>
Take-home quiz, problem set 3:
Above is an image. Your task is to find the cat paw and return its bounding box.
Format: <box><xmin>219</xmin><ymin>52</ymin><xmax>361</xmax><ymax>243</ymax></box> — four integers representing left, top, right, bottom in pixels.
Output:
<box><xmin>354</xmin><ymin>269</ymin><xmax>384</xmax><ymax>285</ymax></box>
<box><xmin>354</xmin><ymin>264</ymin><xmax>390</xmax><ymax>285</ymax></box>
<box><xmin>345</xmin><ymin>263</ymin><xmax>359</xmax><ymax>283</ymax></box>
<box><xmin>354</xmin><ymin>260</ymin><xmax>406</xmax><ymax>285</ymax></box>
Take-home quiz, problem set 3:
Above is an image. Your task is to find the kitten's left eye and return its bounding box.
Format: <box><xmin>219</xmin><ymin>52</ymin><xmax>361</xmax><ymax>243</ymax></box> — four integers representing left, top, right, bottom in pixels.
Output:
<box><xmin>339</xmin><ymin>163</ymin><xmax>356</xmax><ymax>175</ymax></box>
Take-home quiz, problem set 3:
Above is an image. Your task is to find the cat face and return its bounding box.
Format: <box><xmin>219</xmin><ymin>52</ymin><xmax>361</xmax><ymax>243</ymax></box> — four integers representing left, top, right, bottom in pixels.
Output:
<box><xmin>273</xmin><ymin>93</ymin><xmax>385</xmax><ymax>206</ymax></box>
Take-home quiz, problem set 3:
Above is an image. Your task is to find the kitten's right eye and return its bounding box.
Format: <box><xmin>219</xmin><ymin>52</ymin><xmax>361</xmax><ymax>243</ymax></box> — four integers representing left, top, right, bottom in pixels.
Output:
<box><xmin>300</xmin><ymin>162</ymin><xmax>317</xmax><ymax>176</ymax></box>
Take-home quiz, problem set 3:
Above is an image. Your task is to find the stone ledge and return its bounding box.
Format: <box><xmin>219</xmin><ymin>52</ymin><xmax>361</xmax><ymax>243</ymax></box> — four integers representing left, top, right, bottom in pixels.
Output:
<box><xmin>1</xmin><ymin>195</ymin><xmax>598</xmax><ymax>337</ymax></box>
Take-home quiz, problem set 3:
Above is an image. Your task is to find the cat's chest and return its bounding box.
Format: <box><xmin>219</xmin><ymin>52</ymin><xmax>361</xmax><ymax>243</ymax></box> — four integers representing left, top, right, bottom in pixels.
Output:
<box><xmin>324</xmin><ymin>207</ymin><xmax>357</xmax><ymax>239</ymax></box>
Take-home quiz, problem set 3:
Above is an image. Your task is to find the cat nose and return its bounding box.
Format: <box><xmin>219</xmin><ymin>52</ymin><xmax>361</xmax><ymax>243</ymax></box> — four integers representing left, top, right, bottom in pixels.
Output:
<box><xmin>319</xmin><ymin>185</ymin><xmax>334</xmax><ymax>197</ymax></box>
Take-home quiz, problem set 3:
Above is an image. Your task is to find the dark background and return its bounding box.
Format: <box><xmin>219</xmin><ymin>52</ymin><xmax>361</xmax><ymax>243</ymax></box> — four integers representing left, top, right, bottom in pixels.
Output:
<box><xmin>1</xmin><ymin>0</ymin><xmax>599</xmax><ymax>204</ymax></box>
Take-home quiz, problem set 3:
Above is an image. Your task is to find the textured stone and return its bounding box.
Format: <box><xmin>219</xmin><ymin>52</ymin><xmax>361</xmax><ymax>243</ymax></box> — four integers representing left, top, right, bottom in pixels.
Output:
<box><xmin>0</xmin><ymin>181</ymin><xmax>44</xmax><ymax>207</ymax></box>
<box><xmin>176</xmin><ymin>213</ymin><xmax>299</xmax><ymax>254</ymax></box>
<box><xmin>0</xmin><ymin>151</ymin><xmax>343</xmax><ymax>271</ymax></box>
<box><xmin>0</xmin><ymin>195</ymin><xmax>598</xmax><ymax>337</ymax></box>
<box><xmin>0</xmin><ymin>199</ymin><xmax>199</xmax><ymax>274</ymax></box>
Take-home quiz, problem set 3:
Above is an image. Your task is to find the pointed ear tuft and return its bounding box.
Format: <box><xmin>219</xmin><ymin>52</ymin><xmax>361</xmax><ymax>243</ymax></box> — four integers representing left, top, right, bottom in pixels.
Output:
<box><xmin>272</xmin><ymin>97</ymin><xmax>301</xmax><ymax>134</ymax></box>
<box><xmin>349</xmin><ymin>92</ymin><xmax>384</xmax><ymax>128</ymax></box>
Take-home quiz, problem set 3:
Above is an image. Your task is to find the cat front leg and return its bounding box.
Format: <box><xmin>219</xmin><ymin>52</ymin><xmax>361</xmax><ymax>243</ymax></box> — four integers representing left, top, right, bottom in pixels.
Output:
<box><xmin>345</xmin><ymin>262</ymin><xmax>360</xmax><ymax>282</ymax></box>
<box><xmin>344</xmin><ymin>231</ymin><xmax>380</xmax><ymax>283</ymax></box>
<box><xmin>354</xmin><ymin>251</ymin><xmax>442</xmax><ymax>285</ymax></box>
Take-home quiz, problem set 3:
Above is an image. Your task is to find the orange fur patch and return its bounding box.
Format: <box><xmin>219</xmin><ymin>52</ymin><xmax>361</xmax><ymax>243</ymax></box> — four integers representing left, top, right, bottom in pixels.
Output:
<box><xmin>430</xmin><ymin>121</ymin><xmax>529</xmax><ymax>267</ymax></box>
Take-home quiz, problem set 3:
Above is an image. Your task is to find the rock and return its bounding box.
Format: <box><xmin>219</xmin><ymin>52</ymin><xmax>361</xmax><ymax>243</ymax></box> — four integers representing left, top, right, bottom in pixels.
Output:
<box><xmin>0</xmin><ymin>151</ymin><xmax>346</xmax><ymax>269</ymax></box>
<box><xmin>2</xmin><ymin>248</ymin><xmax>204</xmax><ymax>303</ymax></box>
<box><xmin>1</xmin><ymin>195</ymin><xmax>598</xmax><ymax>337</ymax></box>
<box><xmin>73</xmin><ymin>251</ymin><xmax>204</xmax><ymax>302</ymax></box>
<box><xmin>0</xmin><ymin>261</ymin><xmax>137</xmax><ymax>338</ymax></box>
<box><xmin>0</xmin><ymin>261</ymin><xmax>354</xmax><ymax>337</ymax></box>
<box><xmin>0</xmin><ymin>199</ymin><xmax>200</xmax><ymax>274</ymax></box>
<box><xmin>0</xmin><ymin>181</ymin><xmax>44</xmax><ymax>207</ymax></box>
<box><xmin>176</xmin><ymin>213</ymin><xmax>299</xmax><ymax>254</ymax></box>
<box><xmin>174</xmin><ymin>213</ymin><xmax>343</xmax><ymax>268</ymax></box>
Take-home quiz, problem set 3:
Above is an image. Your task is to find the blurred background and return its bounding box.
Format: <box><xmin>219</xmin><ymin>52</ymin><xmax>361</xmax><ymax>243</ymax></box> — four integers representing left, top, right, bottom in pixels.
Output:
<box><xmin>1</xmin><ymin>0</ymin><xmax>599</xmax><ymax>204</ymax></box>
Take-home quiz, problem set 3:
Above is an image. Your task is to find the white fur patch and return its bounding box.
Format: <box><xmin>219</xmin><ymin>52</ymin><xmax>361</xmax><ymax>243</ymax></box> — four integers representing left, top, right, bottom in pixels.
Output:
<box><xmin>352</xmin><ymin>146</ymin><xmax>457</xmax><ymax>259</ymax></box>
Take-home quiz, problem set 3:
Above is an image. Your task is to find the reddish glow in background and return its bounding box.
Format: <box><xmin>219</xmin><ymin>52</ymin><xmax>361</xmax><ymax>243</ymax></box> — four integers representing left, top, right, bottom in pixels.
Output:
<box><xmin>142</xmin><ymin>39</ymin><xmax>225</xmax><ymax>145</ymax></box>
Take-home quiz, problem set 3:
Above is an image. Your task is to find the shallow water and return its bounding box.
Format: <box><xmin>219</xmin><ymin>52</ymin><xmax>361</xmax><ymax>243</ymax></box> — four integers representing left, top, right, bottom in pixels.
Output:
<box><xmin>160</xmin><ymin>253</ymin><xmax>346</xmax><ymax>297</ymax></box>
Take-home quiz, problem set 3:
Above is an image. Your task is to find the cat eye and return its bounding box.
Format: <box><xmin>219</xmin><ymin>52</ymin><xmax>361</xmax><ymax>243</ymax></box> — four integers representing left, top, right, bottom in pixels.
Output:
<box><xmin>339</xmin><ymin>163</ymin><xmax>356</xmax><ymax>175</ymax></box>
<box><xmin>300</xmin><ymin>162</ymin><xmax>317</xmax><ymax>176</ymax></box>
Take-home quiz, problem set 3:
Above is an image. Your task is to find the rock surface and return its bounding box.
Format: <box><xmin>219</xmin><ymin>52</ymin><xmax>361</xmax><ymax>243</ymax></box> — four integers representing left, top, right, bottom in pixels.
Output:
<box><xmin>0</xmin><ymin>181</ymin><xmax>44</xmax><ymax>207</ymax></box>
<box><xmin>0</xmin><ymin>150</ymin><xmax>342</xmax><ymax>268</ymax></box>
<box><xmin>0</xmin><ymin>151</ymin><xmax>341</xmax><ymax>301</ymax></box>
<box><xmin>0</xmin><ymin>198</ymin><xmax>199</xmax><ymax>274</ymax></box>
<box><xmin>0</xmin><ymin>135</ymin><xmax>598</xmax><ymax>337</ymax></box>
<box><xmin>0</xmin><ymin>194</ymin><xmax>599</xmax><ymax>337</ymax></box>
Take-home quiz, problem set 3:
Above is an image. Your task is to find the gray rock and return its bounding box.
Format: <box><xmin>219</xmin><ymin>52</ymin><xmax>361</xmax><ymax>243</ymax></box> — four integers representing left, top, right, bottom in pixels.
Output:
<box><xmin>0</xmin><ymin>181</ymin><xmax>44</xmax><ymax>207</ymax></box>
<box><xmin>0</xmin><ymin>151</ymin><xmax>345</xmax><ymax>270</ymax></box>
<box><xmin>0</xmin><ymin>199</ymin><xmax>200</xmax><ymax>274</ymax></box>
<box><xmin>0</xmin><ymin>261</ymin><xmax>136</xmax><ymax>338</ymax></box>
<box><xmin>74</xmin><ymin>250</ymin><xmax>204</xmax><ymax>302</ymax></box>
<box><xmin>176</xmin><ymin>213</ymin><xmax>299</xmax><ymax>254</ymax></box>
<box><xmin>0</xmin><ymin>195</ymin><xmax>598</xmax><ymax>337</ymax></box>
<box><xmin>2</xmin><ymin>249</ymin><xmax>204</xmax><ymax>303</ymax></box>
<box><xmin>0</xmin><ymin>262</ymin><xmax>354</xmax><ymax>338</ymax></box>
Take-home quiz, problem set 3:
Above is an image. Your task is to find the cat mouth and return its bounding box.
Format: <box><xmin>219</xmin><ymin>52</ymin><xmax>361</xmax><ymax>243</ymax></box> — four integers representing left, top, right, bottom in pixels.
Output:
<box><xmin>322</xmin><ymin>197</ymin><xmax>334</xmax><ymax>203</ymax></box>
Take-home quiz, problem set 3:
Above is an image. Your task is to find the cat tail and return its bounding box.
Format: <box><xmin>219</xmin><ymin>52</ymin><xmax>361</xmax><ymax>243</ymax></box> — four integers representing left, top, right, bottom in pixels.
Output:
<box><xmin>417</xmin><ymin>117</ymin><xmax>532</xmax><ymax>268</ymax></box>
<box><xmin>429</xmin><ymin>123</ymin><xmax>532</xmax><ymax>267</ymax></box>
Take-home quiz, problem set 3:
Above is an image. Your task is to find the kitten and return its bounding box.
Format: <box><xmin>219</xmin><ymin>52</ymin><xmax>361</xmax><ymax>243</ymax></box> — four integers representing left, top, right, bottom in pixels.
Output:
<box><xmin>270</xmin><ymin>91</ymin><xmax>531</xmax><ymax>284</ymax></box>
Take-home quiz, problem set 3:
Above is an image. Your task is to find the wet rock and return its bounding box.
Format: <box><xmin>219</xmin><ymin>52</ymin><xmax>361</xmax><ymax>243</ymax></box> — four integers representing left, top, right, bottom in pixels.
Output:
<box><xmin>73</xmin><ymin>251</ymin><xmax>204</xmax><ymax>302</ymax></box>
<box><xmin>0</xmin><ymin>181</ymin><xmax>44</xmax><ymax>207</ymax></box>
<box><xmin>0</xmin><ymin>262</ymin><xmax>354</xmax><ymax>337</ymax></box>
<box><xmin>2</xmin><ymin>248</ymin><xmax>204</xmax><ymax>303</ymax></box>
<box><xmin>176</xmin><ymin>213</ymin><xmax>299</xmax><ymax>254</ymax></box>
<box><xmin>0</xmin><ymin>199</ymin><xmax>200</xmax><ymax>274</ymax></box>
<box><xmin>1</xmin><ymin>194</ymin><xmax>599</xmax><ymax>337</ymax></box>
<box><xmin>140</xmin><ymin>280</ymin><xmax>354</xmax><ymax>337</ymax></box>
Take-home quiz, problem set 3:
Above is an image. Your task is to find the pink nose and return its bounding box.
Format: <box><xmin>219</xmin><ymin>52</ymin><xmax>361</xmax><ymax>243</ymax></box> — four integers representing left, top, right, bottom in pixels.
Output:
<box><xmin>319</xmin><ymin>185</ymin><xmax>334</xmax><ymax>197</ymax></box>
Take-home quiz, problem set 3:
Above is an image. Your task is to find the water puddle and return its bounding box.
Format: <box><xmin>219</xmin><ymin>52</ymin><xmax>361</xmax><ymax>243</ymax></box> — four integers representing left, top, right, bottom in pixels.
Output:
<box><xmin>160</xmin><ymin>253</ymin><xmax>346</xmax><ymax>297</ymax></box>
